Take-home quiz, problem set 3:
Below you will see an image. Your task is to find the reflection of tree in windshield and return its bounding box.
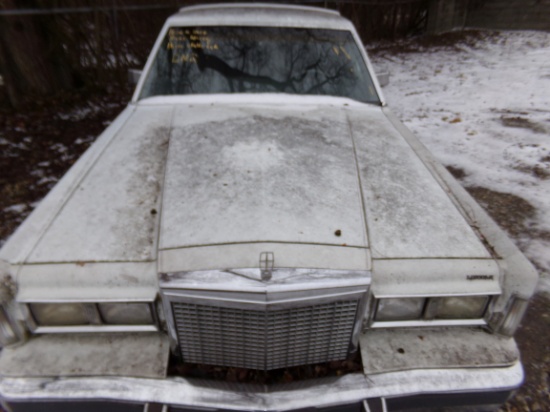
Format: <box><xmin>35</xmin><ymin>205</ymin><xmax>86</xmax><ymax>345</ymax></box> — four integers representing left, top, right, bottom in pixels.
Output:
<box><xmin>140</xmin><ymin>27</ymin><xmax>379</xmax><ymax>104</ymax></box>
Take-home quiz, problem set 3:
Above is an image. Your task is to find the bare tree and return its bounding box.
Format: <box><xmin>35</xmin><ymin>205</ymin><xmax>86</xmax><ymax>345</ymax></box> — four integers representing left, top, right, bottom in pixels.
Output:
<box><xmin>0</xmin><ymin>0</ymin><xmax>78</xmax><ymax>108</ymax></box>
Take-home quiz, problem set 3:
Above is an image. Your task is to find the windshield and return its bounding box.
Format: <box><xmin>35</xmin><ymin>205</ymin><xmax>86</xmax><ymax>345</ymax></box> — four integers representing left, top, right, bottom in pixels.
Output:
<box><xmin>139</xmin><ymin>26</ymin><xmax>380</xmax><ymax>104</ymax></box>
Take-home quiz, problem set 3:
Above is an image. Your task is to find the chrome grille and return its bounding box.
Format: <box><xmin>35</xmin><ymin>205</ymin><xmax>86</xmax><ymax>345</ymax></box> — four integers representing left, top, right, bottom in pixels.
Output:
<box><xmin>172</xmin><ymin>300</ymin><xmax>359</xmax><ymax>370</ymax></box>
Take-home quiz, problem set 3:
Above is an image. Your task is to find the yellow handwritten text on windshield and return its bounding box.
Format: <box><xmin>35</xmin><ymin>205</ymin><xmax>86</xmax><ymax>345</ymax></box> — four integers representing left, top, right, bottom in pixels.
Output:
<box><xmin>167</xmin><ymin>28</ymin><xmax>219</xmax><ymax>63</ymax></box>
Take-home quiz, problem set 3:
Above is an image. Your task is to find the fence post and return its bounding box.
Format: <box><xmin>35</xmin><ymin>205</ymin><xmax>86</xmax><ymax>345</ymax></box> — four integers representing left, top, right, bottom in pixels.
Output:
<box><xmin>427</xmin><ymin>0</ymin><xmax>459</xmax><ymax>33</ymax></box>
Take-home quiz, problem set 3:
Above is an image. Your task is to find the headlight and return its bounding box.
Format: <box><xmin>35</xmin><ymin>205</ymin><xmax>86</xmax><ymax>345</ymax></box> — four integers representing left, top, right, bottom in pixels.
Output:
<box><xmin>30</xmin><ymin>303</ymin><xmax>89</xmax><ymax>326</ymax></box>
<box><xmin>375</xmin><ymin>298</ymin><xmax>425</xmax><ymax>321</ymax></box>
<box><xmin>427</xmin><ymin>296</ymin><xmax>489</xmax><ymax>319</ymax></box>
<box><xmin>98</xmin><ymin>303</ymin><xmax>153</xmax><ymax>325</ymax></box>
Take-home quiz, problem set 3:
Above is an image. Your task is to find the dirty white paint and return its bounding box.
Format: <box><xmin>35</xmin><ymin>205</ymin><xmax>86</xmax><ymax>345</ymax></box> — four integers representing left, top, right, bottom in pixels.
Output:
<box><xmin>160</xmin><ymin>104</ymin><xmax>369</xmax><ymax>254</ymax></box>
<box><xmin>2</xmin><ymin>98</ymin><xmax>497</xmax><ymax>285</ymax></box>
<box><xmin>0</xmin><ymin>106</ymin><xmax>135</xmax><ymax>265</ymax></box>
<box><xmin>222</xmin><ymin>140</ymin><xmax>285</xmax><ymax>172</ymax></box>
<box><xmin>347</xmin><ymin>107</ymin><xmax>491</xmax><ymax>260</ymax></box>
<box><xmin>0</xmin><ymin>333</ymin><xmax>169</xmax><ymax>378</ymax></box>
<box><xmin>26</xmin><ymin>105</ymin><xmax>172</xmax><ymax>263</ymax></box>
<box><xmin>371</xmin><ymin>258</ymin><xmax>500</xmax><ymax>296</ymax></box>
<box><xmin>361</xmin><ymin>328</ymin><xmax>518</xmax><ymax>374</ymax></box>
<box><xmin>159</xmin><ymin>242</ymin><xmax>371</xmax><ymax>273</ymax></box>
<box><xmin>16</xmin><ymin>261</ymin><xmax>157</xmax><ymax>302</ymax></box>
<box><xmin>0</xmin><ymin>364</ymin><xmax>523</xmax><ymax>410</ymax></box>
<box><xmin>168</xmin><ymin>4</ymin><xmax>353</xmax><ymax>33</ymax></box>
<box><xmin>157</xmin><ymin>101</ymin><xmax>490</xmax><ymax>271</ymax></box>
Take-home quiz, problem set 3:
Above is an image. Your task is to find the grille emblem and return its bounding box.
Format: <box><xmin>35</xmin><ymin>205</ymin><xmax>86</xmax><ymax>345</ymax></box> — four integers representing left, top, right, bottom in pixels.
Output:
<box><xmin>259</xmin><ymin>251</ymin><xmax>274</xmax><ymax>281</ymax></box>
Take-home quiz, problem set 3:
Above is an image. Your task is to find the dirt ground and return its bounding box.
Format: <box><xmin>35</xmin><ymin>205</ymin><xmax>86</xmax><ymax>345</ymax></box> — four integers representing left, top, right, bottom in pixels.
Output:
<box><xmin>463</xmin><ymin>184</ymin><xmax>550</xmax><ymax>412</ymax></box>
<box><xmin>0</xmin><ymin>72</ymin><xmax>549</xmax><ymax>411</ymax></box>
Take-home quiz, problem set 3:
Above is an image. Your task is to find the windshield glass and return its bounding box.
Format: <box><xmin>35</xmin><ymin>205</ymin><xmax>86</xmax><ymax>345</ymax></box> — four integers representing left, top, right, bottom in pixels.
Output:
<box><xmin>139</xmin><ymin>26</ymin><xmax>380</xmax><ymax>104</ymax></box>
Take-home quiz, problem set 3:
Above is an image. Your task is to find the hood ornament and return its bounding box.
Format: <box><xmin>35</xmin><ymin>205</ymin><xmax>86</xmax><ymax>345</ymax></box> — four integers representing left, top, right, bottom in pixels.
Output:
<box><xmin>259</xmin><ymin>252</ymin><xmax>274</xmax><ymax>281</ymax></box>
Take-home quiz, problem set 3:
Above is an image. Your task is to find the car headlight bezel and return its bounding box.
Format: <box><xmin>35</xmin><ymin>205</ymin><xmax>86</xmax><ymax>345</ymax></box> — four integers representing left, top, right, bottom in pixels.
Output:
<box><xmin>30</xmin><ymin>303</ymin><xmax>91</xmax><ymax>326</ymax></box>
<box><xmin>98</xmin><ymin>302</ymin><xmax>154</xmax><ymax>325</ymax></box>
<box><xmin>373</xmin><ymin>295</ymin><xmax>494</xmax><ymax>324</ymax></box>
<box><xmin>27</xmin><ymin>301</ymin><xmax>157</xmax><ymax>331</ymax></box>
<box><xmin>426</xmin><ymin>296</ymin><xmax>490</xmax><ymax>320</ymax></box>
<box><xmin>375</xmin><ymin>297</ymin><xmax>426</xmax><ymax>321</ymax></box>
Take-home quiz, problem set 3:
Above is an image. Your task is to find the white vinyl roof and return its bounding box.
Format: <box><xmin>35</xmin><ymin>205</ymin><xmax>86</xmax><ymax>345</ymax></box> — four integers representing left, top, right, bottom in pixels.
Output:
<box><xmin>168</xmin><ymin>3</ymin><xmax>353</xmax><ymax>30</ymax></box>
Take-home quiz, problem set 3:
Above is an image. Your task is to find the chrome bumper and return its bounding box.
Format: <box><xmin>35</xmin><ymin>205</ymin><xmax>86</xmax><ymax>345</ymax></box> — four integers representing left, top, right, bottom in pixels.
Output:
<box><xmin>0</xmin><ymin>362</ymin><xmax>523</xmax><ymax>412</ymax></box>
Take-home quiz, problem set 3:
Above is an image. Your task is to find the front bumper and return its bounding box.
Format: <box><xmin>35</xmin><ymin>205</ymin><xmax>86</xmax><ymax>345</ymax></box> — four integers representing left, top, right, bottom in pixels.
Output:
<box><xmin>0</xmin><ymin>362</ymin><xmax>522</xmax><ymax>412</ymax></box>
<box><xmin>0</xmin><ymin>330</ymin><xmax>523</xmax><ymax>412</ymax></box>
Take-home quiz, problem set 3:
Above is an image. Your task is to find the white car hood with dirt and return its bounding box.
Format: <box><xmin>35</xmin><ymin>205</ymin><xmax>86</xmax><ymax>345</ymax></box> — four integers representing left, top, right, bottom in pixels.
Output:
<box><xmin>1</xmin><ymin>96</ymin><xmax>495</xmax><ymax>300</ymax></box>
<box><xmin>158</xmin><ymin>98</ymin><xmax>490</xmax><ymax>273</ymax></box>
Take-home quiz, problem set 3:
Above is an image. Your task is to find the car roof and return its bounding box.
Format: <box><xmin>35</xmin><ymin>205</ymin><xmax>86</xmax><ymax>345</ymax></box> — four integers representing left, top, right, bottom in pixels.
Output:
<box><xmin>169</xmin><ymin>3</ymin><xmax>353</xmax><ymax>30</ymax></box>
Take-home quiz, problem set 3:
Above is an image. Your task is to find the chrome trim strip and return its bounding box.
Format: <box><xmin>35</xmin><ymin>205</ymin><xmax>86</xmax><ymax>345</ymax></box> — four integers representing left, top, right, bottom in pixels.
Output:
<box><xmin>162</xmin><ymin>289</ymin><xmax>366</xmax><ymax>311</ymax></box>
<box><xmin>19</xmin><ymin>297</ymin><xmax>157</xmax><ymax>303</ymax></box>
<box><xmin>25</xmin><ymin>302</ymin><xmax>160</xmax><ymax>334</ymax></box>
<box><xmin>363</xmin><ymin>398</ymin><xmax>388</xmax><ymax>412</ymax></box>
<box><xmin>370</xmin><ymin>295</ymin><xmax>495</xmax><ymax>327</ymax></box>
<box><xmin>370</xmin><ymin>319</ymin><xmax>487</xmax><ymax>329</ymax></box>
<box><xmin>0</xmin><ymin>363</ymin><xmax>524</xmax><ymax>411</ymax></box>
<box><xmin>33</xmin><ymin>325</ymin><xmax>158</xmax><ymax>334</ymax></box>
<box><xmin>159</xmin><ymin>268</ymin><xmax>372</xmax><ymax>292</ymax></box>
<box><xmin>374</xmin><ymin>292</ymin><xmax>500</xmax><ymax>299</ymax></box>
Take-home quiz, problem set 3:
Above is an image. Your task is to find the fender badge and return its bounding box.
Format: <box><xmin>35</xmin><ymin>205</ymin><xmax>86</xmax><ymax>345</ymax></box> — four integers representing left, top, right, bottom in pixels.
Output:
<box><xmin>467</xmin><ymin>275</ymin><xmax>494</xmax><ymax>281</ymax></box>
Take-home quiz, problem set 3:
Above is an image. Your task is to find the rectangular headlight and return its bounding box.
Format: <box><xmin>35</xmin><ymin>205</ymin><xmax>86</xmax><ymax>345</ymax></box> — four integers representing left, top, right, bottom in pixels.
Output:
<box><xmin>30</xmin><ymin>303</ymin><xmax>90</xmax><ymax>326</ymax></box>
<box><xmin>98</xmin><ymin>303</ymin><xmax>153</xmax><ymax>325</ymax></box>
<box><xmin>428</xmin><ymin>296</ymin><xmax>489</xmax><ymax>319</ymax></box>
<box><xmin>375</xmin><ymin>298</ymin><xmax>425</xmax><ymax>321</ymax></box>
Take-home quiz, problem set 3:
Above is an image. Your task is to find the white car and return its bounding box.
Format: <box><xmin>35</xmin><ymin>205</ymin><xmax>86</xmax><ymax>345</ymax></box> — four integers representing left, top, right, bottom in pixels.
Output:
<box><xmin>0</xmin><ymin>4</ymin><xmax>538</xmax><ymax>412</ymax></box>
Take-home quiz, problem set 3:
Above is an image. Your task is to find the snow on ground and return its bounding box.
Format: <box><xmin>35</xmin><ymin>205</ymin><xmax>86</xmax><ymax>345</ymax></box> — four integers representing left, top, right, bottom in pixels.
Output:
<box><xmin>370</xmin><ymin>30</ymin><xmax>550</xmax><ymax>294</ymax></box>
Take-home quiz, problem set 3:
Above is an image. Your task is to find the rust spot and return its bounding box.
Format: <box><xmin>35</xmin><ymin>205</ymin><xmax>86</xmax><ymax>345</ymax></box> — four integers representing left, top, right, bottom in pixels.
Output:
<box><xmin>75</xmin><ymin>261</ymin><xmax>86</xmax><ymax>267</ymax></box>
<box><xmin>418</xmin><ymin>335</ymin><xmax>424</xmax><ymax>341</ymax></box>
<box><xmin>334</xmin><ymin>229</ymin><xmax>342</xmax><ymax>237</ymax></box>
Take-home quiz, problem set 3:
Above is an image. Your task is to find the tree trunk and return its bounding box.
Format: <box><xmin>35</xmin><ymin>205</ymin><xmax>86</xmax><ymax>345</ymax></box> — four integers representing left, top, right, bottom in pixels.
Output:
<box><xmin>0</xmin><ymin>0</ymin><xmax>74</xmax><ymax>108</ymax></box>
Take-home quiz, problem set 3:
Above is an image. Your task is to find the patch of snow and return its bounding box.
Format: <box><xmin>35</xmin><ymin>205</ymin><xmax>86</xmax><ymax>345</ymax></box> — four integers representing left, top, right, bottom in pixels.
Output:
<box><xmin>4</xmin><ymin>204</ymin><xmax>27</xmax><ymax>214</ymax></box>
<box><xmin>37</xmin><ymin>176</ymin><xmax>59</xmax><ymax>186</ymax></box>
<box><xmin>50</xmin><ymin>143</ymin><xmax>67</xmax><ymax>153</ymax></box>
<box><xmin>370</xmin><ymin>30</ymin><xmax>550</xmax><ymax>294</ymax></box>
<box><xmin>58</xmin><ymin>107</ymin><xmax>94</xmax><ymax>121</ymax></box>
<box><xmin>223</xmin><ymin>140</ymin><xmax>284</xmax><ymax>171</ymax></box>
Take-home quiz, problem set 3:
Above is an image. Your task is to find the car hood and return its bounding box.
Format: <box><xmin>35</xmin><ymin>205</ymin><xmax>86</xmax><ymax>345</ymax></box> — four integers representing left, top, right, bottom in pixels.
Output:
<box><xmin>3</xmin><ymin>96</ymin><xmax>494</xmax><ymax>300</ymax></box>
<box><xmin>158</xmin><ymin>101</ymin><xmax>370</xmax><ymax>272</ymax></box>
<box><xmin>158</xmin><ymin>98</ymin><xmax>490</xmax><ymax>271</ymax></box>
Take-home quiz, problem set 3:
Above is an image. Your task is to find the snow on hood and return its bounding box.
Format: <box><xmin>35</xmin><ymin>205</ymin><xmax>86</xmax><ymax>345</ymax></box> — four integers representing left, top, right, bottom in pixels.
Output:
<box><xmin>6</xmin><ymin>97</ymin><xmax>490</xmax><ymax>274</ymax></box>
